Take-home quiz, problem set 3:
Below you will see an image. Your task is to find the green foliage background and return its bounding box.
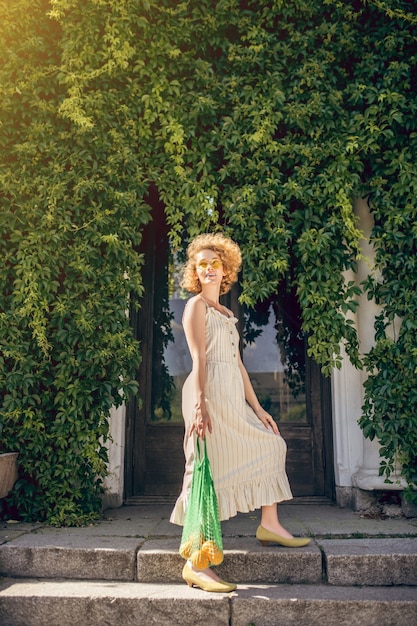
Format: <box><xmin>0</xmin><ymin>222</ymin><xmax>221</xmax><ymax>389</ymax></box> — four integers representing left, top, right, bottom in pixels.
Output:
<box><xmin>1</xmin><ymin>0</ymin><xmax>416</xmax><ymax>523</ymax></box>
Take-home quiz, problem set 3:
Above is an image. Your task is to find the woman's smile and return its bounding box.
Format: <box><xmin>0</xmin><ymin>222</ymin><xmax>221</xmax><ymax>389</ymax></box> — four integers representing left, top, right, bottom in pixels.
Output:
<box><xmin>195</xmin><ymin>250</ymin><xmax>224</xmax><ymax>283</ymax></box>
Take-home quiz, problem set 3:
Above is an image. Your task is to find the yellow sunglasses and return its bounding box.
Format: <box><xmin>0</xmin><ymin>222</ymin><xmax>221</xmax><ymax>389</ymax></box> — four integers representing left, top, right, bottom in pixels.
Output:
<box><xmin>196</xmin><ymin>259</ymin><xmax>222</xmax><ymax>270</ymax></box>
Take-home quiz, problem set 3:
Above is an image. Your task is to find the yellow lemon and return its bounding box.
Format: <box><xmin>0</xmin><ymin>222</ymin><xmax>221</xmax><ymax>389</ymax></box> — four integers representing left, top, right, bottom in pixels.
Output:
<box><xmin>179</xmin><ymin>532</ymin><xmax>205</xmax><ymax>559</ymax></box>
<box><xmin>201</xmin><ymin>540</ymin><xmax>223</xmax><ymax>566</ymax></box>
<box><xmin>190</xmin><ymin>549</ymin><xmax>210</xmax><ymax>570</ymax></box>
<box><xmin>179</xmin><ymin>539</ymin><xmax>193</xmax><ymax>559</ymax></box>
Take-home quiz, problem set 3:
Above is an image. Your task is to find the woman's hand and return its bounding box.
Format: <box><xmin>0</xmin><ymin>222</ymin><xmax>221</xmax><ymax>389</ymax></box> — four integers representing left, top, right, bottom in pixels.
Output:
<box><xmin>190</xmin><ymin>404</ymin><xmax>213</xmax><ymax>439</ymax></box>
<box><xmin>255</xmin><ymin>407</ymin><xmax>280</xmax><ymax>435</ymax></box>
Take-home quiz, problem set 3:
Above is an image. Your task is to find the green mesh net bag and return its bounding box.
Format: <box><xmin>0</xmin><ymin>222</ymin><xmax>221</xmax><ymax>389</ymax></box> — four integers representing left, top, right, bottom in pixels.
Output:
<box><xmin>179</xmin><ymin>438</ymin><xmax>224</xmax><ymax>569</ymax></box>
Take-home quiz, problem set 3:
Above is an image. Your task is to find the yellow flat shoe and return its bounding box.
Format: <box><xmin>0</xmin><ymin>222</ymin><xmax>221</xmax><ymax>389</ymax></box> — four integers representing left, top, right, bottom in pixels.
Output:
<box><xmin>182</xmin><ymin>564</ymin><xmax>237</xmax><ymax>593</ymax></box>
<box><xmin>256</xmin><ymin>525</ymin><xmax>311</xmax><ymax>547</ymax></box>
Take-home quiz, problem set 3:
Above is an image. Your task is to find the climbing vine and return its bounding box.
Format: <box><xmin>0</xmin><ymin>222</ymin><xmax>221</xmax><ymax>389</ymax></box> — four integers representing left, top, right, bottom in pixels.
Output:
<box><xmin>0</xmin><ymin>0</ymin><xmax>147</xmax><ymax>524</ymax></box>
<box><xmin>1</xmin><ymin>0</ymin><xmax>416</xmax><ymax>523</ymax></box>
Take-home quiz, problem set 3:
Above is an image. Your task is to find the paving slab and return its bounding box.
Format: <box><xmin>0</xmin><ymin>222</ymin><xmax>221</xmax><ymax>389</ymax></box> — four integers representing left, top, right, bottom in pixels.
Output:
<box><xmin>231</xmin><ymin>584</ymin><xmax>417</xmax><ymax>626</ymax></box>
<box><xmin>221</xmin><ymin>507</ymin><xmax>310</xmax><ymax>537</ymax></box>
<box><xmin>0</xmin><ymin>579</ymin><xmax>231</xmax><ymax>626</ymax></box>
<box><xmin>2</xmin><ymin>503</ymin><xmax>415</xmax><ymax>548</ymax></box>
<box><xmin>282</xmin><ymin>503</ymin><xmax>417</xmax><ymax>537</ymax></box>
<box><xmin>98</xmin><ymin>504</ymin><xmax>313</xmax><ymax>540</ymax></box>
<box><xmin>138</xmin><ymin>537</ymin><xmax>322</xmax><ymax>584</ymax></box>
<box><xmin>135</xmin><ymin>500</ymin><xmax>417</xmax><ymax>540</ymax></box>
<box><xmin>118</xmin><ymin>505</ymin><xmax>308</xmax><ymax>538</ymax></box>
<box><xmin>0</xmin><ymin>521</ymin><xmax>45</xmax><ymax>546</ymax></box>
<box><xmin>0</xmin><ymin>534</ymin><xmax>142</xmax><ymax>581</ymax></box>
<box><xmin>103</xmin><ymin>504</ymin><xmax>178</xmax><ymax>537</ymax></box>
<box><xmin>319</xmin><ymin>537</ymin><xmax>417</xmax><ymax>586</ymax></box>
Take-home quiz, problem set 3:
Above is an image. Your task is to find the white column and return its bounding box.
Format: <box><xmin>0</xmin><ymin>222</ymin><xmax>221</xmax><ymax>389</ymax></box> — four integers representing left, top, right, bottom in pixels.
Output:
<box><xmin>332</xmin><ymin>199</ymin><xmax>406</xmax><ymax>506</ymax></box>
<box><xmin>331</xmin><ymin>342</ymin><xmax>366</xmax><ymax>505</ymax></box>
<box><xmin>102</xmin><ymin>404</ymin><xmax>126</xmax><ymax>509</ymax></box>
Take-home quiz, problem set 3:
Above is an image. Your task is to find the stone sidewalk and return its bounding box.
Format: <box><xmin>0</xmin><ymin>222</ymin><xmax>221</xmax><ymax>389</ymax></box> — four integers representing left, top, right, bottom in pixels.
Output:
<box><xmin>1</xmin><ymin>500</ymin><xmax>417</xmax><ymax>549</ymax></box>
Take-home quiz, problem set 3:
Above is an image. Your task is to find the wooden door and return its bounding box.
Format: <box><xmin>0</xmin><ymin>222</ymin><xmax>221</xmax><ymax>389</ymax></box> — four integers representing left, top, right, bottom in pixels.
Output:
<box><xmin>124</xmin><ymin>214</ymin><xmax>334</xmax><ymax>502</ymax></box>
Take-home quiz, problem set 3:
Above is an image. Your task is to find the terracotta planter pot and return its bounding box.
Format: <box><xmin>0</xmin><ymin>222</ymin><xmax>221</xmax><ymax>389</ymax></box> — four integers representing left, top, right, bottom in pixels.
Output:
<box><xmin>0</xmin><ymin>452</ymin><xmax>19</xmax><ymax>499</ymax></box>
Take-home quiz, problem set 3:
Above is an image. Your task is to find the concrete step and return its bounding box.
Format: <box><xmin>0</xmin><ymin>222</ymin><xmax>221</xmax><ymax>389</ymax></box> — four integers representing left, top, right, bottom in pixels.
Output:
<box><xmin>1</xmin><ymin>536</ymin><xmax>416</xmax><ymax>587</ymax></box>
<box><xmin>139</xmin><ymin>537</ymin><xmax>323</xmax><ymax>584</ymax></box>
<box><xmin>319</xmin><ymin>537</ymin><xmax>417</xmax><ymax>586</ymax></box>
<box><xmin>0</xmin><ymin>579</ymin><xmax>416</xmax><ymax>626</ymax></box>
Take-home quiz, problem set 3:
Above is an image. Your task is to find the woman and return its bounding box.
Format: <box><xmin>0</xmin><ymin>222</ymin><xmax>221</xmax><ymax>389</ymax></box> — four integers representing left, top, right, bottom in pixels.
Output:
<box><xmin>170</xmin><ymin>233</ymin><xmax>310</xmax><ymax>593</ymax></box>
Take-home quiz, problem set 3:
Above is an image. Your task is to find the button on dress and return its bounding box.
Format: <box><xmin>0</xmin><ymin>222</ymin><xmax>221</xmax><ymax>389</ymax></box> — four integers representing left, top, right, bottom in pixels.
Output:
<box><xmin>170</xmin><ymin>304</ymin><xmax>293</xmax><ymax>525</ymax></box>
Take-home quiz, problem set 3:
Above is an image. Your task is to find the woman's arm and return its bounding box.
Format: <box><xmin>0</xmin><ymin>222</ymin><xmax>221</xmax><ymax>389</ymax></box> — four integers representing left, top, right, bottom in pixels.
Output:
<box><xmin>237</xmin><ymin>352</ymin><xmax>280</xmax><ymax>435</ymax></box>
<box><xmin>182</xmin><ymin>297</ymin><xmax>212</xmax><ymax>439</ymax></box>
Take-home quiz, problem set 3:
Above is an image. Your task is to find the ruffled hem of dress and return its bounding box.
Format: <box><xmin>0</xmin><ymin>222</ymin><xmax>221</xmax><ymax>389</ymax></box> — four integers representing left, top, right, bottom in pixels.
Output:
<box><xmin>170</xmin><ymin>493</ymin><xmax>189</xmax><ymax>526</ymax></box>
<box><xmin>170</xmin><ymin>472</ymin><xmax>293</xmax><ymax>526</ymax></box>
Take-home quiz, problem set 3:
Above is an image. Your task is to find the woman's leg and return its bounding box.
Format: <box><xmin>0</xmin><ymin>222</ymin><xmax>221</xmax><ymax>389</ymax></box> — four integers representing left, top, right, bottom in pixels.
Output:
<box><xmin>260</xmin><ymin>503</ymin><xmax>293</xmax><ymax>538</ymax></box>
<box><xmin>186</xmin><ymin>561</ymin><xmax>222</xmax><ymax>582</ymax></box>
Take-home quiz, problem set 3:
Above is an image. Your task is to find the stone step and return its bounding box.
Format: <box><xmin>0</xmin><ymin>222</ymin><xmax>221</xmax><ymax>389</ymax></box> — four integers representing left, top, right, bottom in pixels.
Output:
<box><xmin>1</xmin><ymin>536</ymin><xmax>416</xmax><ymax>587</ymax></box>
<box><xmin>139</xmin><ymin>538</ymin><xmax>322</xmax><ymax>584</ymax></box>
<box><xmin>319</xmin><ymin>537</ymin><xmax>417</xmax><ymax>586</ymax></box>
<box><xmin>0</xmin><ymin>580</ymin><xmax>416</xmax><ymax>626</ymax></box>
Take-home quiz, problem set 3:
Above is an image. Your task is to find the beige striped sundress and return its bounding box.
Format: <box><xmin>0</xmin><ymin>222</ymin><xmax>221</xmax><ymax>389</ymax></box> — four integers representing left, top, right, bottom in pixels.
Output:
<box><xmin>170</xmin><ymin>302</ymin><xmax>293</xmax><ymax>525</ymax></box>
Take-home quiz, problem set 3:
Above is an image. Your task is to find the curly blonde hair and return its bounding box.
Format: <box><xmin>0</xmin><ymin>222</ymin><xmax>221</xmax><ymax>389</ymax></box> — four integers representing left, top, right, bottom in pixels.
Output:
<box><xmin>181</xmin><ymin>233</ymin><xmax>242</xmax><ymax>295</ymax></box>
